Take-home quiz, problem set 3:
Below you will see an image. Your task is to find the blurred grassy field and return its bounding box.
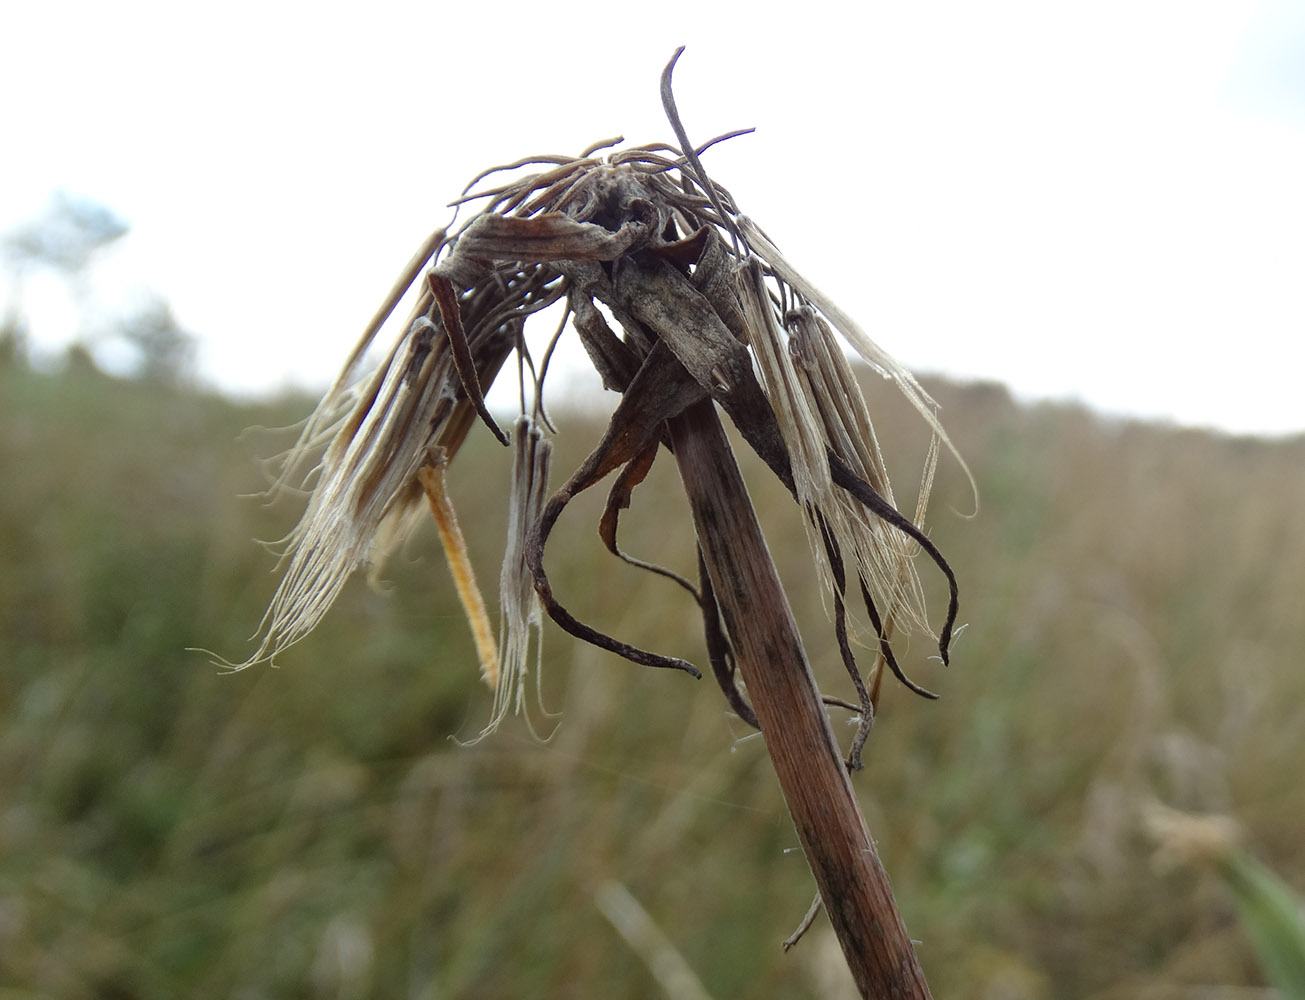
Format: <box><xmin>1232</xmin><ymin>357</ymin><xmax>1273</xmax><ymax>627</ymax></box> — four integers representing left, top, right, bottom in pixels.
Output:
<box><xmin>2</xmin><ymin>357</ymin><xmax>1302</xmax><ymax>999</ymax></box>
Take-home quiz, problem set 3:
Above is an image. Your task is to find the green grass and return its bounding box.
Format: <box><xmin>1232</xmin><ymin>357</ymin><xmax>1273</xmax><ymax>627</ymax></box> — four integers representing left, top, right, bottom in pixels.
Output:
<box><xmin>2</xmin><ymin>359</ymin><xmax>1303</xmax><ymax>998</ymax></box>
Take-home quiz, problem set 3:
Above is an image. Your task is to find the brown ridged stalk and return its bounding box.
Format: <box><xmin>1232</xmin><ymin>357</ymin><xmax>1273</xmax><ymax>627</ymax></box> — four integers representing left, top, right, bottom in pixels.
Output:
<box><xmin>668</xmin><ymin>398</ymin><xmax>931</xmax><ymax>999</ymax></box>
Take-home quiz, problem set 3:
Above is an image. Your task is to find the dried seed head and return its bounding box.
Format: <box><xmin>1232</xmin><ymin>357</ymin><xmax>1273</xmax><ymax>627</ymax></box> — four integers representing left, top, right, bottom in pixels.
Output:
<box><xmin>230</xmin><ymin>56</ymin><xmax>967</xmax><ymax>726</ymax></box>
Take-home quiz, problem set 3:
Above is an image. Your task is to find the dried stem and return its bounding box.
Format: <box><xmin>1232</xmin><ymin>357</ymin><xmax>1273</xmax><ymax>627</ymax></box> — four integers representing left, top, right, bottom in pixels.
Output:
<box><xmin>418</xmin><ymin>457</ymin><xmax>499</xmax><ymax>688</ymax></box>
<box><xmin>668</xmin><ymin>398</ymin><xmax>931</xmax><ymax>1000</ymax></box>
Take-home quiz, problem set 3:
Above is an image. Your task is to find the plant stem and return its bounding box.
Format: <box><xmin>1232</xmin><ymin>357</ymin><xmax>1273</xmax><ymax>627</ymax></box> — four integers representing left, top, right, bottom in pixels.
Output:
<box><xmin>668</xmin><ymin>398</ymin><xmax>931</xmax><ymax>999</ymax></box>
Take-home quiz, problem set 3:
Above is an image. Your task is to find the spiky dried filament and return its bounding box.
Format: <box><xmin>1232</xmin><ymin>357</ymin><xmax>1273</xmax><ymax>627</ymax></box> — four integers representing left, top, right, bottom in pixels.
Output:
<box><xmin>228</xmin><ymin>253</ymin><xmax>542</xmax><ymax>669</ymax></box>
<box><xmin>418</xmin><ymin>454</ymin><xmax>499</xmax><ymax>690</ymax></box>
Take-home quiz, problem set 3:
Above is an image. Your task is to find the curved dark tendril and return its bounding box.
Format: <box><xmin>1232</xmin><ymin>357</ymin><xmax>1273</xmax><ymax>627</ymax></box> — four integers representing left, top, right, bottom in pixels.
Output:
<box><xmin>828</xmin><ymin>451</ymin><xmax>959</xmax><ymax>665</ymax></box>
<box><xmin>815</xmin><ymin>503</ymin><xmax>938</xmax><ymax>704</ymax></box>
<box><xmin>427</xmin><ymin>274</ymin><xmax>509</xmax><ymax>446</ymax></box>
<box><xmin>600</xmin><ymin>445</ymin><xmax>700</xmax><ymax>598</ymax></box>
<box><xmin>857</xmin><ymin>577</ymin><xmax>937</xmax><ymax>700</ymax></box>
<box><xmin>816</xmin><ymin>514</ymin><xmax>875</xmax><ymax>769</ymax></box>
<box><xmin>527</xmin><ymin>481</ymin><xmax>700</xmax><ymax>679</ymax></box>
<box><xmin>660</xmin><ymin>47</ymin><xmax>744</xmax><ymax>255</ymax></box>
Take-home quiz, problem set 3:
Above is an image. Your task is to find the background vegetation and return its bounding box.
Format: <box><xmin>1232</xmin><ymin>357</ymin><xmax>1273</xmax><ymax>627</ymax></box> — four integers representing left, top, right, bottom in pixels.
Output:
<box><xmin>2</xmin><ymin>343</ymin><xmax>1302</xmax><ymax>998</ymax></box>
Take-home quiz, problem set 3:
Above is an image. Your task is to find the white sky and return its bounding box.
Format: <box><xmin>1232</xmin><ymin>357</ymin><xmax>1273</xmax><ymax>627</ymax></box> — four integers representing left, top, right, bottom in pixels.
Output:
<box><xmin>4</xmin><ymin>0</ymin><xmax>1304</xmax><ymax>435</ymax></box>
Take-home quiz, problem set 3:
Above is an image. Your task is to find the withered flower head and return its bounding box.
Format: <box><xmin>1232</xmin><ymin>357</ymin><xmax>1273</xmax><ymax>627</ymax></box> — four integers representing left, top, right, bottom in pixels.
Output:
<box><xmin>233</xmin><ymin>50</ymin><xmax>969</xmax><ymax>741</ymax></box>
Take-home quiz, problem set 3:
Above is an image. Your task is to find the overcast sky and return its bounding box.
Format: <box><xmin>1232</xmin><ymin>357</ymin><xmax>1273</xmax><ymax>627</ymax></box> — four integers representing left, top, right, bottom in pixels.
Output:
<box><xmin>4</xmin><ymin>0</ymin><xmax>1305</xmax><ymax>435</ymax></box>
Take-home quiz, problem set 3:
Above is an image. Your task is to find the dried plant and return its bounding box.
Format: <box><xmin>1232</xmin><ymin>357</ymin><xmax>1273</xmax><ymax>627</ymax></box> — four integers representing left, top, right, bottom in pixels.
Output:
<box><xmin>232</xmin><ymin>49</ymin><xmax>968</xmax><ymax>998</ymax></box>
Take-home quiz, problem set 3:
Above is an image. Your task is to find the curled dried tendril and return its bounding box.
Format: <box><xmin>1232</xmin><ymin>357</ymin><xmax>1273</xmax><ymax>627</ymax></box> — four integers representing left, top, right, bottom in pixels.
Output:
<box><xmin>227</xmin><ymin>48</ymin><xmax>970</xmax><ymax>747</ymax></box>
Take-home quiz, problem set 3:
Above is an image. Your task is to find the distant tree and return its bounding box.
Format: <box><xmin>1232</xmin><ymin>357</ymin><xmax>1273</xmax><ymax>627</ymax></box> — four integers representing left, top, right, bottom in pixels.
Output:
<box><xmin>116</xmin><ymin>295</ymin><xmax>195</xmax><ymax>385</ymax></box>
<box><xmin>2</xmin><ymin>191</ymin><xmax>128</xmax><ymax>276</ymax></box>
<box><xmin>2</xmin><ymin>192</ymin><xmax>129</xmax><ymax>367</ymax></box>
<box><xmin>2</xmin><ymin>193</ymin><xmax>196</xmax><ymax>385</ymax></box>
